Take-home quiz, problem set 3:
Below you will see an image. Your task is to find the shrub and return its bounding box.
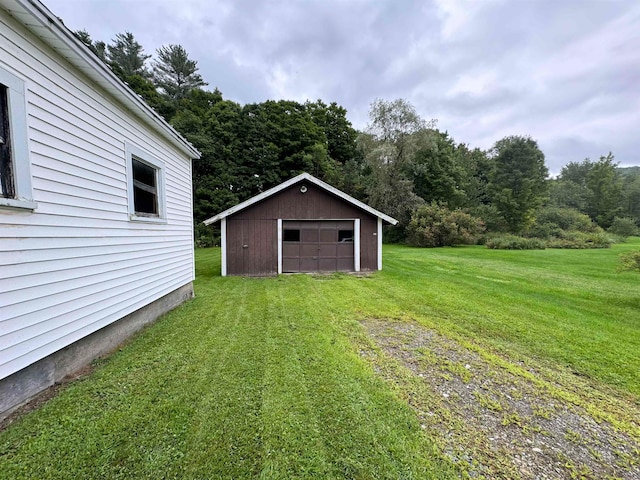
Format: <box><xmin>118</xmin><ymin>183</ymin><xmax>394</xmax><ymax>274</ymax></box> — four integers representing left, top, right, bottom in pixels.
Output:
<box><xmin>407</xmin><ymin>203</ymin><xmax>485</xmax><ymax>247</ymax></box>
<box><xmin>529</xmin><ymin>207</ymin><xmax>598</xmax><ymax>237</ymax></box>
<box><xmin>619</xmin><ymin>250</ymin><xmax>640</xmax><ymax>272</ymax></box>
<box><xmin>194</xmin><ymin>223</ymin><xmax>217</xmax><ymax>248</ymax></box>
<box><xmin>608</xmin><ymin>217</ymin><xmax>639</xmax><ymax>237</ymax></box>
<box><xmin>485</xmin><ymin>234</ymin><xmax>546</xmax><ymax>250</ymax></box>
<box><xmin>546</xmin><ymin>231</ymin><xmax>611</xmax><ymax>249</ymax></box>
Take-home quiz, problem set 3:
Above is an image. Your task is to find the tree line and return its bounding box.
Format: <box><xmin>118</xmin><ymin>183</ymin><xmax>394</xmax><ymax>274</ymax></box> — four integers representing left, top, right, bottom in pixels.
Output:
<box><xmin>76</xmin><ymin>30</ymin><xmax>640</xmax><ymax>247</ymax></box>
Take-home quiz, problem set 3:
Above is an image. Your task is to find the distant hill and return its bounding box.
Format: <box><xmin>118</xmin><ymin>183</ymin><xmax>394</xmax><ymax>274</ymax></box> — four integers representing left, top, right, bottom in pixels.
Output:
<box><xmin>618</xmin><ymin>166</ymin><xmax>640</xmax><ymax>177</ymax></box>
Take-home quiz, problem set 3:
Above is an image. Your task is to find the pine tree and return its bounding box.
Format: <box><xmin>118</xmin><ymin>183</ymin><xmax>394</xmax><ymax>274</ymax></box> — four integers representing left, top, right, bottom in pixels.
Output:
<box><xmin>106</xmin><ymin>32</ymin><xmax>150</xmax><ymax>78</ymax></box>
<box><xmin>152</xmin><ymin>45</ymin><xmax>207</xmax><ymax>101</ymax></box>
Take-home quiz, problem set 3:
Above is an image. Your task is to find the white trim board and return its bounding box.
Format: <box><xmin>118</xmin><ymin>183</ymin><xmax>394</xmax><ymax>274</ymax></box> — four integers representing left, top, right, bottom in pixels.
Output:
<box><xmin>203</xmin><ymin>173</ymin><xmax>398</xmax><ymax>226</ymax></box>
<box><xmin>220</xmin><ymin>217</ymin><xmax>227</xmax><ymax>276</ymax></box>
<box><xmin>354</xmin><ymin>218</ymin><xmax>361</xmax><ymax>272</ymax></box>
<box><xmin>277</xmin><ymin>218</ymin><xmax>283</xmax><ymax>274</ymax></box>
<box><xmin>377</xmin><ymin>218</ymin><xmax>383</xmax><ymax>270</ymax></box>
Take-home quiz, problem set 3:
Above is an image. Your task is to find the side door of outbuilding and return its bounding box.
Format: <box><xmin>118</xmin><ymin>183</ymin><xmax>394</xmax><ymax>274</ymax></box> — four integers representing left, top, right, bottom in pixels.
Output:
<box><xmin>227</xmin><ymin>218</ymin><xmax>277</xmax><ymax>275</ymax></box>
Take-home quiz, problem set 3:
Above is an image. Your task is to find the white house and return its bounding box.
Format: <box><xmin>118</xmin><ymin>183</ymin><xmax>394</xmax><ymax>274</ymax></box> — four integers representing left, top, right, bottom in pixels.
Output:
<box><xmin>0</xmin><ymin>0</ymin><xmax>201</xmax><ymax>419</ymax></box>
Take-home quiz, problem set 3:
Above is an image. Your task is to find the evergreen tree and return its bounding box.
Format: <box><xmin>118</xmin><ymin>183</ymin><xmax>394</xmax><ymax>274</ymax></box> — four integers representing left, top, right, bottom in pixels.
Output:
<box><xmin>74</xmin><ymin>29</ymin><xmax>106</xmax><ymax>61</ymax></box>
<box><xmin>153</xmin><ymin>44</ymin><xmax>207</xmax><ymax>102</ymax></box>
<box><xmin>107</xmin><ymin>32</ymin><xmax>150</xmax><ymax>78</ymax></box>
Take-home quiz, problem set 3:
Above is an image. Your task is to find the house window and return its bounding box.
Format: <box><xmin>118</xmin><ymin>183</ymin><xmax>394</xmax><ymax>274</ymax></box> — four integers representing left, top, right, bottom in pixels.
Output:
<box><xmin>126</xmin><ymin>143</ymin><xmax>165</xmax><ymax>222</ymax></box>
<box><xmin>338</xmin><ymin>230</ymin><xmax>354</xmax><ymax>242</ymax></box>
<box><xmin>132</xmin><ymin>157</ymin><xmax>158</xmax><ymax>215</ymax></box>
<box><xmin>0</xmin><ymin>67</ymin><xmax>35</xmax><ymax>210</ymax></box>
<box><xmin>283</xmin><ymin>229</ymin><xmax>300</xmax><ymax>242</ymax></box>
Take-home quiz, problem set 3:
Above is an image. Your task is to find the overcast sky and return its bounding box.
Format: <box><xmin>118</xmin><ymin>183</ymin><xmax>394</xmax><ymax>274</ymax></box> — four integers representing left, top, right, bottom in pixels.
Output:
<box><xmin>45</xmin><ymin>0</ymin><xmax>640</xmax><ymax>174</ymax></box>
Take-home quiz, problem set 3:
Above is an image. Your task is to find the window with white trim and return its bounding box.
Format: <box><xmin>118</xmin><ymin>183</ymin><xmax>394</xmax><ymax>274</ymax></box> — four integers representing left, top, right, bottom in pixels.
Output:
<box><xmin>126</xmin><ymin>143</ymin><xmax>166</xmax><ymax>222</ymax></box>
<box><xmin>0</xmin><ymin>66</ymin><xmax>35</xmax><ymax>210</ymax></box>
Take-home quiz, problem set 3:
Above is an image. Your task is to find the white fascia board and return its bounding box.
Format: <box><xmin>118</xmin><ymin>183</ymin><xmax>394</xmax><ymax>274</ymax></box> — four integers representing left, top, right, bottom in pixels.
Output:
<box><xmin>6</xmin><ymin>0</ymin><xmax>200</xmax><ymax>160</ymax></box>
<box><xmin>203</xmin><ymin>172</ymin><xmax>399</xmax><ymax>226</ymax></box>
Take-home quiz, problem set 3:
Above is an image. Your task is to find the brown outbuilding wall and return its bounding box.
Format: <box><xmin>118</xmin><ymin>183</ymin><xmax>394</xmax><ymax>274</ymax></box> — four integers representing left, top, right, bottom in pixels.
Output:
<box><xmin>226</xmin><ymin>180</ymin><xmax>379</xmax><ymax>275</ymax></box>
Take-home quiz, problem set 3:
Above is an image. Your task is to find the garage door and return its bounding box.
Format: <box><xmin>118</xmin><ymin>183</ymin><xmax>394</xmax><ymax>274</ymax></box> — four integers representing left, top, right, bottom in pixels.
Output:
<box><xmin>282</xmin><ymin>220</ymin><xmax>354</xmax><ymax>273</ymax></box>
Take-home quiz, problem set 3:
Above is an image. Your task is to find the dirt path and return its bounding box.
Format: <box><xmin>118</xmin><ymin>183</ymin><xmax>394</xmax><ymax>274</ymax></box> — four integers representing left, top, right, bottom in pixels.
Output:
<box><xmin>360</xmin><ymin>319</ymin><xmax>640</xmax><ymax>479</ymax></box>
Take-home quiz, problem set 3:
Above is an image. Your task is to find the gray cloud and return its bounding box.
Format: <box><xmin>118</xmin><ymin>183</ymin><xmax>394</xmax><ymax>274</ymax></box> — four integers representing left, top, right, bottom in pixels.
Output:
<box><xmin>47</xmin><ymin>0</ymin><xmax>640</xmax><ymax>173</ymax></box>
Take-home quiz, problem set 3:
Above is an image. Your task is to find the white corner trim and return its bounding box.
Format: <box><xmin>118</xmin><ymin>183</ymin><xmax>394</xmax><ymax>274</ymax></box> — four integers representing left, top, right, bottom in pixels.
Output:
<box><xmin>377</xmin><ymin>218</ymin><xmax>383</xmax><ymax>270</ymax></box>
<box><xmin>277</xmin><ymin>218</ymin><xmax>283</xmax><ymax>274</ymax></box>
<box><xmin>220</xmin><ymin>217</ymin><xmax>227</xmax><ymax>276</ymax></box>
<box><xmin>354</xmin><ymin>218</ymin><xmax>361</xmax><ymax>272</ymax></box>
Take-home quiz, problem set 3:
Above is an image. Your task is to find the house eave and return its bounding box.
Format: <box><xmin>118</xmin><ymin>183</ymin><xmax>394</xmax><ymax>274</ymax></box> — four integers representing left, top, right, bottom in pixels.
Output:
<box><xmin>2</xmin><ymin>0</ymin><xmax>201</xmax><ymax>160</ymax></box>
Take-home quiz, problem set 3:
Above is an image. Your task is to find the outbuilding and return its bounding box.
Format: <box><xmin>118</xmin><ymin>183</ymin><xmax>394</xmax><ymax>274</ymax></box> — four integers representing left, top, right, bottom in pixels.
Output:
<box><xmin>203</xmin><ymin>173</ymin><xmax>398</xmax><ymax>276</ymax></box>
<box><xmin>1</xmin><ymin>0</ymin><xmax>199</xmax><ymax>419</ymax></box>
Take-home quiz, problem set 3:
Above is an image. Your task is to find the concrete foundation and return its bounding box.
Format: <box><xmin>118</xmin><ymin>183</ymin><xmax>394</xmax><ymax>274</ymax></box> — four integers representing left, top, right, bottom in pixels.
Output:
<box><xmin>0</xmin><ymin>282</ymin><xmax>194</xmax><ymax>422</ymax></box>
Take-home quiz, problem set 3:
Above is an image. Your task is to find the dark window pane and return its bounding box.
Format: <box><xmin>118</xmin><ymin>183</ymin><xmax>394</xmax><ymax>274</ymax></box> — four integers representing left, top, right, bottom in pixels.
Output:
<box><xmin>132</xmin><ymin>157</ymin><xmax>158</xmax><ymax>215</ymax></box>
<box><xmin>0</xmin><ymin>84</ymin><xmax>14</xmax><ymax>199</ymax></box>
<box><xmin>132</xmin><ymin>157</ymin><xmax>156</xmax><ymax>188</ymax></box>
<box><xmin>338</xmin><ymin>230</ymin><xmax>353</xmax><ymax>242</ymax></box>
<box><xmin>283</xmin><ymin>229</ymin><xmax>300</xmax><ymax>242</ymax></box>
<box><xmin>133</xmin><ymin>186</ymin><xmax>157</xmax><ymax>215</ymax></box>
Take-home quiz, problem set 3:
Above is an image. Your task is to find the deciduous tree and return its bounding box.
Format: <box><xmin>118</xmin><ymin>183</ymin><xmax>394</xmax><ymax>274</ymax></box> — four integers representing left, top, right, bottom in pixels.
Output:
<box><xmin>585</xmin><ymin>153</ymin><xmax>622</xmax><ymax>228</ymax></box>
<box><xmin>488</xmin><ymin>135</ymin><xmax>548</xmax><ymax>233</ymax></box>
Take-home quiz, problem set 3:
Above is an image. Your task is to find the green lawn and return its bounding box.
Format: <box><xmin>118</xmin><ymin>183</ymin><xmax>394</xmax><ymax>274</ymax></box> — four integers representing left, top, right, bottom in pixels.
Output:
<box><xmin>1</xmin><ymin>240</ymin><xmax>638</xmax><ymax>479</ymax></box>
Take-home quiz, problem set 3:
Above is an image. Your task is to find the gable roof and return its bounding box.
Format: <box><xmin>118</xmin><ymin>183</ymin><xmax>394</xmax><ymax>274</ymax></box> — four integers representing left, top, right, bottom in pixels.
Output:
<box><xmin>2</xmin><ymin>0</ymin><xmax>200</xmax><ymax>159</ymax></box>
<box><xmin>203</xmin><ymin>172</ymin><xmax>399</xmax><ymax>225</ymax></box>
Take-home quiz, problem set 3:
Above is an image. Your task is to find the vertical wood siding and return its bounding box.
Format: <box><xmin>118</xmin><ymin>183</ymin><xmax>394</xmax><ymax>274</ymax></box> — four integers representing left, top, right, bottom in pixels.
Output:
<box><xmin>228</xmin><ymin>182</ymin><xmax>378</xmax><ymax>275</ymax></box>
<box><xmin>0</xmin><ymin>13</ymin><xmax>194</xmax><ymax>380</ymax></box>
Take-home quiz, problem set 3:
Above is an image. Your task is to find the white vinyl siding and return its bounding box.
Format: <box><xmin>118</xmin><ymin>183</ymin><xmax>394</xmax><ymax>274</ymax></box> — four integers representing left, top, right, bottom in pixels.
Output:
<box><xmin>0</xmin><ymin>11</ymin><xmax>195</xmax><ymax>380</ymax></box>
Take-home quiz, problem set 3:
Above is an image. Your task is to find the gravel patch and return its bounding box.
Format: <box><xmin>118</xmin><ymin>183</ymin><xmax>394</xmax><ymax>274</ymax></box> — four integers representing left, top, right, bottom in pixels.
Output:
<box><xmin>361</xmin><ymin>318</ymin><xmax>640</xmax><ymax>479</ymax></box>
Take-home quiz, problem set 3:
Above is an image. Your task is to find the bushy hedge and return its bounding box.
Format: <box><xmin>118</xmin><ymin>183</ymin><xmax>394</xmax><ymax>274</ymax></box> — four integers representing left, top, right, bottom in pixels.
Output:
<box><xmin>485</xmin><ymin>235</ymin><xmax>546</xmax><ymax>250</ymax></box>
<box><xmin>545</xmin><ymin>231</ymin><xmax>611</xmax><ymax>249</ymax></box>
<box><xmin>506</xmin><ymin>207</ymin><xmax>613</xmax><ymax>249</ymax></box>
<box><xmin>406</xmin><ymin>203</ymin><xmax>485</xmax><ymax>247</ymax></box>
<box><xmin>619</xmin><ymin>250</ymin><xmax>640</xmax><ymax>272</ymax></box>
<box><xmin>608</xmin><ymin>217</ymin><xmax>639</xmax><ymax>237</ymax></box>
<box><xmin>527</xmin><ymin>207</ymin><xmax>598</xmax><ymax>239</ymax></box>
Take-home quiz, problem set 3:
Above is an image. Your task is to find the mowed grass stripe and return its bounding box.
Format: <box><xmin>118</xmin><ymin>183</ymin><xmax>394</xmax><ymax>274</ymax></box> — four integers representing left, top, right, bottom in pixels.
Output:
<box><xmin>258</xmin><ymin>279</ymin><xmax>332</xmax><ymax>478</ymax></box>
<box><xmin>182</xmin><ymin>280</ymin><xmax>266</xmax><ymax>478</ymax></box>
<box><xmin>255</xmin><ymin>275</ymin><xmax>457</xmax><ymax>479</ymax></box>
